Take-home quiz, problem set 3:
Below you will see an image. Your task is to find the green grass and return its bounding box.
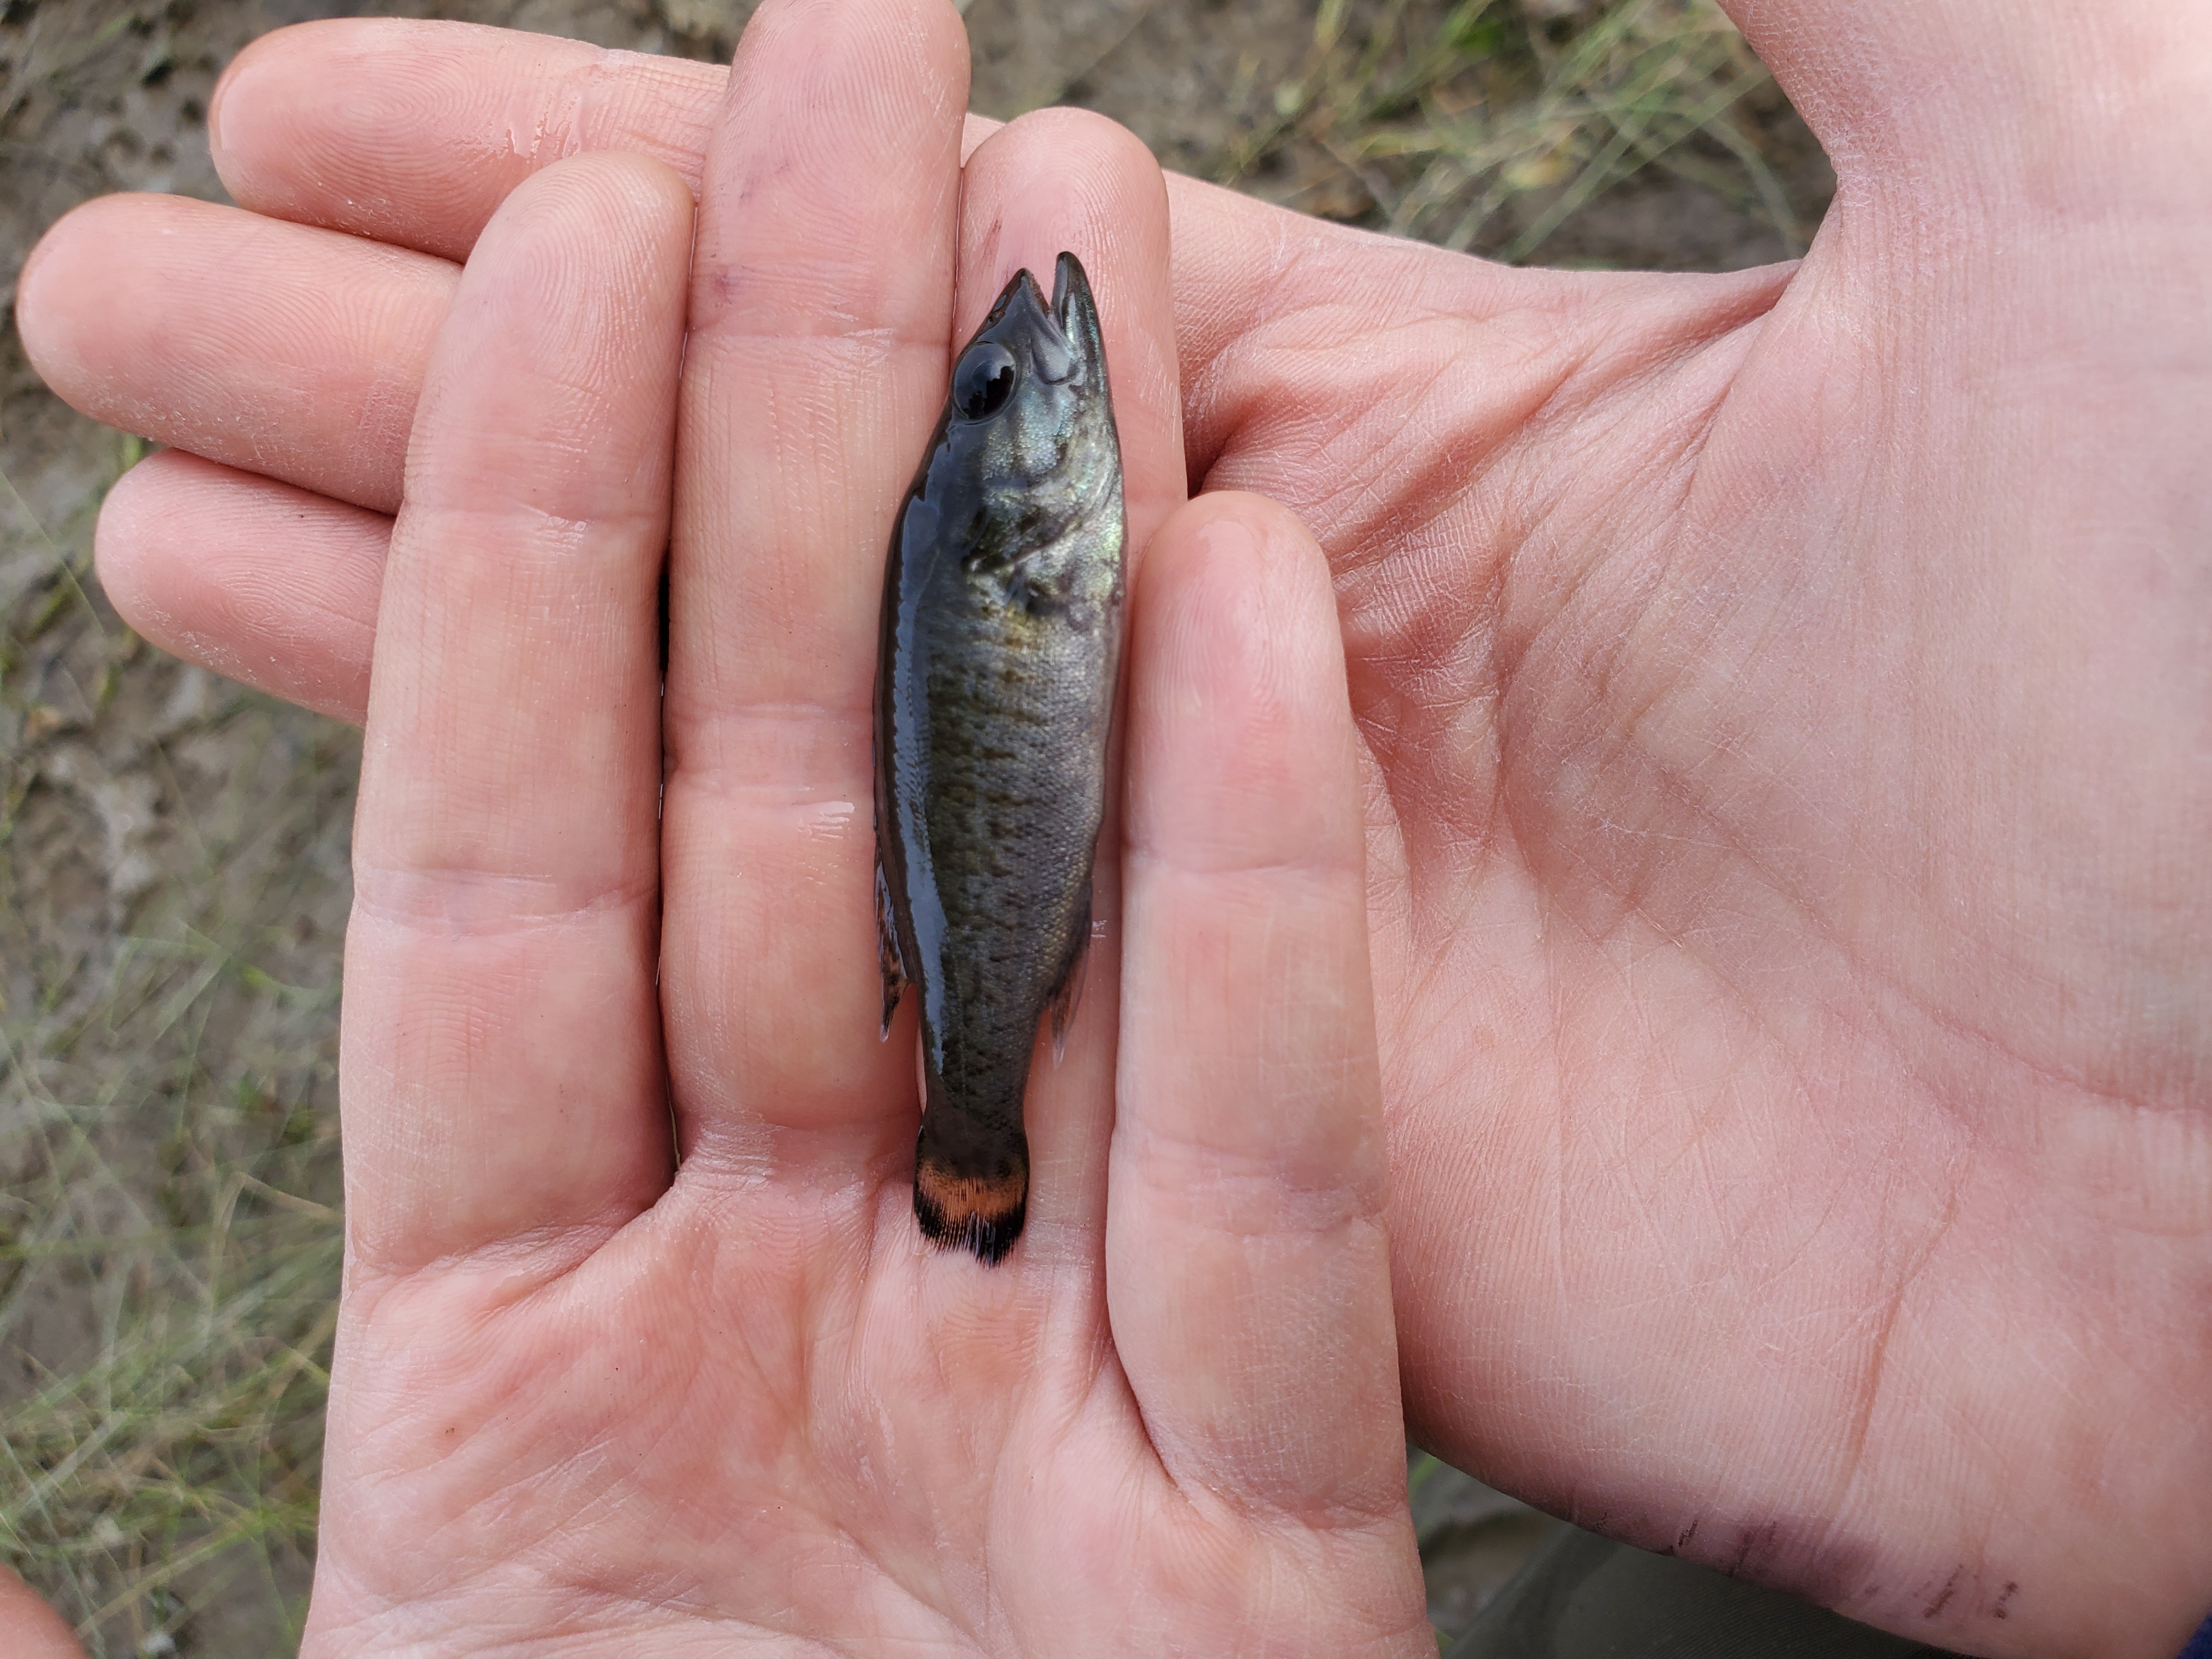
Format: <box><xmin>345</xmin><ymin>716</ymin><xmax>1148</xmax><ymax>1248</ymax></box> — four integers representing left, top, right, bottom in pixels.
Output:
<box><xmin>1</xmin><ymin>2</ymin><xmax>1813</xmax><ymax>1651</ymax></box>
<box><xmin>3</xmin><ymin>434</ymin><xmax>353</xmax><ymax>1655</ymax></box>
<box><xmin>1223</xmin><ymin>0</ymin><xmax>1804</xmax><ymax>261</ymax></box>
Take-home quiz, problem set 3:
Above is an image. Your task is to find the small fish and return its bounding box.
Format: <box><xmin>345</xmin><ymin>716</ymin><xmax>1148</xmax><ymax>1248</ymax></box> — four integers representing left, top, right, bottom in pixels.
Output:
<box><xmin>873</xmin><ymin>253</ymin><xmax>1125</xmax><ymax>1264</ymax></box>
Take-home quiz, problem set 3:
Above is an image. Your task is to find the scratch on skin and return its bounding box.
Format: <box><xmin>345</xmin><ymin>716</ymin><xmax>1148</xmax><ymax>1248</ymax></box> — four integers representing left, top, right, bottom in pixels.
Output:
<box><xmin>1992</xmin><ymin>1582</ymin><xmax>2019</xmax><ymax>1621</ymax></box>
<box><xmin>1922</xmin><ymin>1567</ymin><xmax>1963</xmax><ymax>1620</ymax></box>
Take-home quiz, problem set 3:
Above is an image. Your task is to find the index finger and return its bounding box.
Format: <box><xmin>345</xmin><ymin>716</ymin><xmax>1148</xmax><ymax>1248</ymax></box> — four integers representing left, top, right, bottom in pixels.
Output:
<box><xmin>343</xmin><ymin>152</ymin><xmax>691</xmax><ymax>1274</ymax></box>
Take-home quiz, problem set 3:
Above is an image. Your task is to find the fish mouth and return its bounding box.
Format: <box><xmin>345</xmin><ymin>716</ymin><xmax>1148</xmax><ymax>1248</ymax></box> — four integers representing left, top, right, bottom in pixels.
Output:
<box><xmin>1049</xmin><ymin>253</ymin><xmax>1080</xmax><ymax>328</ymax></box>
<box><xmin>1048</xmin><ymin>252</ymin><xmax>1100</xmax><ymax>380</ymax></box>
<box><xmin>984</xmin><ymin>268</ymin><xmax>1054</xmax><ymax>336</ymax></box>
<box><xmin>979</xmin><ymin>258</ymin><xmax>1095</xmax><ymax>385</ymax></box>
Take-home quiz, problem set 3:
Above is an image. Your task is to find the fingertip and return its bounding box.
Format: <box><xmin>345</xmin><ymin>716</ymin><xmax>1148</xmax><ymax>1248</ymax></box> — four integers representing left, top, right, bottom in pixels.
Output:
<box><xmin>488</xmin><ymin>148</ymin><xmax>698</xmax><ymax>247</ymax></box>
<box><xmin>0</xmin><ymin>1562</ymin><xmax>87</xmax><ymax>1659</ymax></box>
<box><xmin>1128</xmin><ymin>490</ymin><xmax>1362</xmax><ymax>881</ymax></box>
<box><xmin>416</xmin><ymin>150</ymin><xmax>695</xmax><ymax>522</ymax></box>
<box><xmin>14</xmin><ymin>193</ymin><xmax>143</xmax><ymax>395</ymax></box>
<box><xmin>958</xmin><ymin>105</ymin><xmax>1167</xmax><ymax>270</ymax></box>
<box><xmin>207</xmin><ymin>20</ymin><xmax>404</xmax><ymax>205</ymax></box>
<box><xmin>958</xmin><ymin>103</ymin><xmax>1171</xmax><ymax>336</ymax></box>
<box><xmin>94</xmin><ymin>451</ymin><xmax>183</xmax><ymax>634</ymax></box>
<box><xmin>211</xmin><ymin>19</ymin><xmax>548</xmax><ymax>252</ymax></box>
<box><xmin>1138</xmin><ymin>488</ymin><xmax>1339</xmax><ymax>648</ymax></box>
<box><xmin>95</xmin><ymin>450</ymin><xmax>385</xmax><ymax>724</ymax></box>
<box><xmin>210</xmin><ymin>19</ymin><xmax>511</xmax><ymax>225</ymax></box>
<box><xmin>204</xmin><ymin>18</ymin><xmax>278</xmax><ymax>182</ymax></box>
<box><xmin>957</xmin><ymin>104</ymin><xmax>1181</xmax><ymax>546</ymax></box>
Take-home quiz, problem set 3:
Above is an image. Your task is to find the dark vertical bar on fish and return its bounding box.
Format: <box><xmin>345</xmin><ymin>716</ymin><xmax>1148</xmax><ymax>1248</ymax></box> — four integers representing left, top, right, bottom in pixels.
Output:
<box><xmin>873</xmin><ymin>253</ymin><xmax>1125</xmax><ymax>1264</ymax></box>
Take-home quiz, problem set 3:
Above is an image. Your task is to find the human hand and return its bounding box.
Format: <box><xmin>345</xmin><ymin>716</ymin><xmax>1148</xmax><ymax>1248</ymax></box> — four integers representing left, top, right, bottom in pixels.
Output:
<box><xmin>0</xmin><ymin>1564</ymin><xmax>87</xmax><ymax>1659</ymax></box>
<box><xmin>49</xmin><ymin>4</ymin><xmax>1423</xmax><ymax>1652</ymax></box>
<box><xmin>16</xmin><ymin>2</ymin><xmax>2210</xmax><ymax>1655</ymax></box>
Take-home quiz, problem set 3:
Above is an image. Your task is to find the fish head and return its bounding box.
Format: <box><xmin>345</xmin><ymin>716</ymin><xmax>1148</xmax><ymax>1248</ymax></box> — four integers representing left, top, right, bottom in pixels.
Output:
<box><xmin>949</xmin><ymin>254</ymin><xmax>1119</xmax><ymax>518</ymax></box>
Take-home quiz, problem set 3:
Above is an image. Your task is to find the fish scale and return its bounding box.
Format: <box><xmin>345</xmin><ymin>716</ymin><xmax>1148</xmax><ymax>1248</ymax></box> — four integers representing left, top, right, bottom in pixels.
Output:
<box><xmin>873</xmin><ymin>252</ymin><xmax>1124</xmax><ymax>1265</ymax></box>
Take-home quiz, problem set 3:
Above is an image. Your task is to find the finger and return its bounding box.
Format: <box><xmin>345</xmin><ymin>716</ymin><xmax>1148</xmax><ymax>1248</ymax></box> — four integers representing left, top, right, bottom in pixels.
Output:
<box><xmin>193</xmin><ymin>12</ymin><xmax>1491</xmax><ymax>485</ymax></box>
<box><xmin>16</xmin><ymin>193</ymin><xmax>453</xmax><ymax>516</ymax></box>
<box><xmin>1113</xmin><ymin>492</ymin><xmax>1406</xmax><ymax>1526</ymax></box>
<box><xmin>209</xmin><ymin>18</ymin><xmax>1002</xmax><ymax>263</ymax></box>
<box><xmin>201</xmin><ymin>12</ymin><xmax>1301</xmax><ymax>497</ymax></box>
<box><xmin>97</xmin><ymin>450</ymin><xmax>385</xmax><ymax>723</ymax></box>
<box><xmin>0</xmin><ymin>1565</ymin><xmax>87</xmax><ymax>1659</ymax></box>
<box><xmin>654</xmin><ymin>0</ymin><xmax>969</xmax><ymax>1175</ymax></box>
<box><xmin>210</xmin><ymin>19</ymin><xmax>727</xmax><ymax>263</ymax></box>
<box><xmin>944</xmin><ymin>107</ymin><xmax>1182</xmax><ymax>1261</ymax></box>
<box><xmin>342</xmin><ymin>152</ymin><xmax>691</xmax><ymax>1274</ymax></box>
<box><xmin>29</xmin><ymin>14</ymin><xmax>1398</xmax><ymax>732</ymax></box>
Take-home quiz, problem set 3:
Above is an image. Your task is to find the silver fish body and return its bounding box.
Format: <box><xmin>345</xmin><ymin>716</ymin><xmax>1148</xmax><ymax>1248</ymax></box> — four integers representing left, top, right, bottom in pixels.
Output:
<box><xmin>874</xmin><ymin>253</ymin><xmax>1125</xmax><ymax>1263</ymax></box>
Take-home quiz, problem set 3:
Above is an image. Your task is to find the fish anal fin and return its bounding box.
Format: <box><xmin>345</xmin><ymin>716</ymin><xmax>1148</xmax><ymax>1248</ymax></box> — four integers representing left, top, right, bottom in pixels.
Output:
<box><xmin>876</xmin><ymin>857</ymin><xmax>908</xmax><ymax>1040</ymax></box>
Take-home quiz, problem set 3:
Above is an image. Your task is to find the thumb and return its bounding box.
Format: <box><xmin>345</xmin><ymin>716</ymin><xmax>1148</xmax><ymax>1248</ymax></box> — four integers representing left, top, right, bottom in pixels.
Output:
<box><xmin>1110</xmin><ymin>489</ymin><xmax>1411</xmax><ymax>1538</ymax></box>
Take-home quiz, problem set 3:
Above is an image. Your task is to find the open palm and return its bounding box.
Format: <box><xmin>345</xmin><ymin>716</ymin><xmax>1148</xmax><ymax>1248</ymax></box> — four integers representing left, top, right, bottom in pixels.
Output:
<box><xmin>26</xmin><ymin>5</ymin><xmax>1434</xmax><ymax>1655</ymax></box>
<box><xmin>1172</xmin><ymin>7</ymin><xmax>2212</xmax><ymax>1650</ymax></box>
<box><xmin>17</xmin><ymin>0</ymin><xmax>2209</xmax><ymax>1654</ymax></box>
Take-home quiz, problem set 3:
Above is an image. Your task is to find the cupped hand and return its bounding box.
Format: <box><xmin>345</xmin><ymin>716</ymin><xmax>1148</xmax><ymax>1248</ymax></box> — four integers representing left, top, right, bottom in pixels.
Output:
<box><xmin>19</xmin><ymin>7</ymin><xmax>1430</xmax><ymax>1655</ymax></box>
<box><xmin>16</xmin><ymin>1</ymin><xmax>2211</xmax><ymax>1655</ymax></box>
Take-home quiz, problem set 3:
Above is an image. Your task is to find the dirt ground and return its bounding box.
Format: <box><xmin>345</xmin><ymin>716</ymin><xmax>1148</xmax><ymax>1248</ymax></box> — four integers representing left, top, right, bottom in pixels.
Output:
<box><xmin>1</xmin><ymin>0</ymin><xmax>1833</xmax><ymax>1651</ymax></box>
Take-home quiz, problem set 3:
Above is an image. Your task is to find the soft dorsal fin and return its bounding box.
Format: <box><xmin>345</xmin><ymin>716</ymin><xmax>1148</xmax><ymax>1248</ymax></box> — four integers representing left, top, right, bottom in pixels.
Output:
<box><xmin>875</xmin><ymin>857</ymin><xmax>907</xmax><ymax>1040</ymax></box>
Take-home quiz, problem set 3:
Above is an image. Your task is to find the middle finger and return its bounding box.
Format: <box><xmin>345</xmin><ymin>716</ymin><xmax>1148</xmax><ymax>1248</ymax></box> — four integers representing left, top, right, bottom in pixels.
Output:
<box><xmin>658</xmin><ymin>0</ymin><xmax>969</xmax><ymax>1181</ymax></box>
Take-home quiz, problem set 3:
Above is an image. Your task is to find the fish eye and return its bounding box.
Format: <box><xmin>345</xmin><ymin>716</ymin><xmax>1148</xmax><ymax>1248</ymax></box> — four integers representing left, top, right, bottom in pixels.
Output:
<box><xmin>952</xmin><ymin>342</ymin><xmax>1019</xmax><ymax>421</ymax></box>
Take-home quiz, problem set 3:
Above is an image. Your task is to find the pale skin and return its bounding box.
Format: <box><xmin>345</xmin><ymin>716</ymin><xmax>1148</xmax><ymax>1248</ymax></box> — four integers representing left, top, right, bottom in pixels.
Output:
<box><xmin>12</xmin><ymin>0</ymin><xmax>2211</xmax><ymax>1655</ymax></box>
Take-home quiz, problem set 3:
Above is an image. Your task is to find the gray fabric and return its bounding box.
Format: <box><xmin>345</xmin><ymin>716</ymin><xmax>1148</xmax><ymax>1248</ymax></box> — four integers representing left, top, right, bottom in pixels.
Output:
<box><xmin>1447</xmin><ymin>1526</ymin><xmax>1967</xmax><ymax>1659</ymax></box>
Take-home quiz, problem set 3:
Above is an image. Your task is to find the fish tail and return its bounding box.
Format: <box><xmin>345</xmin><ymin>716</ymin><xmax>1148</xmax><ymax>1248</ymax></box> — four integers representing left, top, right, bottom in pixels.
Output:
<box><xmin>914</xmin><ymin>1108</ymin><xmax>1029</xmax><ymax>1265</ymax></box>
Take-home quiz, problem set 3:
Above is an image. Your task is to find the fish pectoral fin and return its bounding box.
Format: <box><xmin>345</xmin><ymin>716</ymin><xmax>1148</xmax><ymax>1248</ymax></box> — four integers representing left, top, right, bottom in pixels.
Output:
<box><xmin>876</xmin><ymin>857</ymin><xmax>909</xmax><ymax>1040</ymax></box>
<box><xmin>1047</xmin><ymin>882</ymin><xmax>1094</xmax><ymax>1065</ymax></box>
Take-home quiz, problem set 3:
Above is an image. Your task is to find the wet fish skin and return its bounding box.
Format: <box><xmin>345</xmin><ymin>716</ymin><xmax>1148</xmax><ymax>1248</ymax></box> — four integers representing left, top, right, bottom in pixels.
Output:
<box><xmin>874</xmin><ymin>252</ymin><xmax>1125</xmax><ymax>1265</ymax></box>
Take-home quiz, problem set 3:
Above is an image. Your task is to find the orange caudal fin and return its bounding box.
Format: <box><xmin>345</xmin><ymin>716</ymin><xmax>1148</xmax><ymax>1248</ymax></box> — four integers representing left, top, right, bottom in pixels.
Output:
<box><xmin>914</xmin><ymin>1121</ymin><xmax>1028</xmax><ymax>1265</ymax></box>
